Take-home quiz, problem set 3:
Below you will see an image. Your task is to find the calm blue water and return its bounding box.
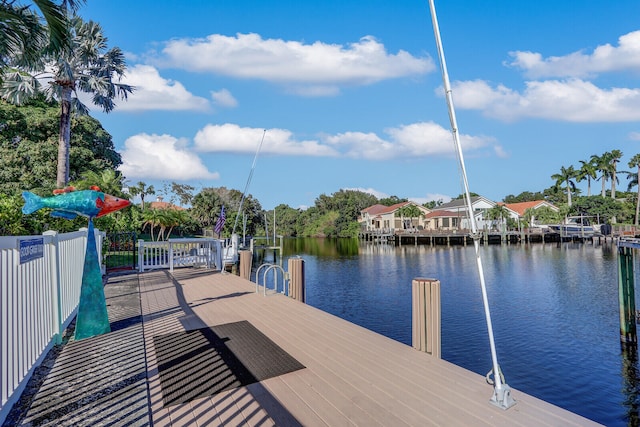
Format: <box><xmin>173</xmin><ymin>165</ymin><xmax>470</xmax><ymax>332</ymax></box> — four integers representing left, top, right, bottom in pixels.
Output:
<box><xmin>262</xmin><ymin>238</ymin><xmax>638</xmax><ymax>426</ymax></box>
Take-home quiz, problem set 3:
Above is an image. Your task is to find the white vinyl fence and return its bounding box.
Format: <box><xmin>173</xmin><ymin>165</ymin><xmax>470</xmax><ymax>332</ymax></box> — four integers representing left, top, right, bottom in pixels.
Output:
<box><xmin>138</xmin><ymin>238</ymin><xmax>223</xmax><ymax>272</ymax></box>
<box><xmin>0</xmin><ymin>227</ymin><xmax>103</xmax><ymax>425</ymax></box>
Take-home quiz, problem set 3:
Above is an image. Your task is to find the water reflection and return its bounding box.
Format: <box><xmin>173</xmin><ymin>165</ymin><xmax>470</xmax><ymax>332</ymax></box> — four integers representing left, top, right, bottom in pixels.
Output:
<box><xmin>622</xmin><ymin>343</ymin><xmax>640</xmax><ymax>426</ymax></box>
<box><xmin>284</xmin><ymin>237</ymin><xmax>360</xmax><ymax>257</ymax></box>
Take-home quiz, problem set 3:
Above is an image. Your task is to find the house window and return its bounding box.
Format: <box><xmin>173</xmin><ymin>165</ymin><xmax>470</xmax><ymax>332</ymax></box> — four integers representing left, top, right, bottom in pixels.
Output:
<box><xmin>443</xmin><ymin>218</ymin><xmax>450</xmax><ymax>227</ymax></box>
<box><xmin>452</xmin><ymin>218</ymin><xmax>458</xmax><ymax>227</ymax></box>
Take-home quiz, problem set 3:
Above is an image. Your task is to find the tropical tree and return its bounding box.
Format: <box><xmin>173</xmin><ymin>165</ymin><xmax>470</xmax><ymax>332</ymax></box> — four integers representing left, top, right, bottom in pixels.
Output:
<box><xmin>591</xmin><ymin>153</ymin><xmax>610</xmax><ymax>197</ymax></box>
<box><xmin>577</xmin><ymin>159</ymin><xmax>597</xmax><ymax>197</ymax></box>
<box><xmin>190</xmin><ymin>188</ymin><xmax>223</xmax><ymax>232</ymax></box>
<box><xmin>1</xmin><ymin>16</ymin><xmax>133</xmax><ymax>188</ymax></box>
<box><xmin>609</xmin><ymin>149</ymin><xmax>623</xmax><ymax>199</ymax></box>
<box><xmin>141</xmin><ymin>208</ymin><xmax>162</xmax><ymax>241</ymax></box>
<box><xmin>164</xmin><ymin>209</ymin><xmax>190</xmax><ymax>240</ymax></box>
<box><xmin>569</xmin><ymin>196</ymin><xmax>627</xmax><ymax>225</ymax></box>
<box><xmin>551</xmin><ymin>165</ymin><xmax>577</xmax><ymax>207</ymax></box>
<box><xmin>0</xmin><ymin>0</ymin><xmax>83</xmax><ymax>82</ymax></box>
<box><xmin>71</xmin><ymin>169</ymin><xmax>128</xmax><ymax>198</ymax></box>
<box><xmin>486</xmin><ymin>204</ymin><xmax>510</xmax><ymax>231</ymax></box>
<box><xmin>171</xmin><ymin>182</ymin><xmax>195</xmax><ymax>207</ymax></box>
<box><xmin>128</xmin><ymin>181</ymin><xmax>155</xmax><ymax>210</ymax></box>
<box><xmin>397</xmin><ymin>203</ymin><xmax>422</xmax><ymax>230</ymax></box>
<box><xmin>627</xmin><ymin>154</ymin><xmax>640</xmax><ymax>225</ymax></box>
<box><xmin>0</xmin><ymin>98</ymin><xmax>122</xmax><ymax>195</ymax></box>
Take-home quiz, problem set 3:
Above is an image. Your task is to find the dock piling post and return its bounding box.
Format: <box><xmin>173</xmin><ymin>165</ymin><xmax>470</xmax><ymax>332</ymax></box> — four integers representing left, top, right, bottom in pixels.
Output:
<box><xmin>412</xmin><ymin>278</ymin><xmax>441</xmax><ymax>358</ymax></box>
<box><xmin>619</xmin><ymin>246</ymin><xmax>637</xmax><ymax>343</ymax></box>
<box><xmin>289</xmin><ymin>257</ymin><xmax>305</xmax><ymax>303</ymax></box>
<box><xmin>239</xmin><ymin>250</ymin><xmax>252</xmax><ymax>280</ymax></box>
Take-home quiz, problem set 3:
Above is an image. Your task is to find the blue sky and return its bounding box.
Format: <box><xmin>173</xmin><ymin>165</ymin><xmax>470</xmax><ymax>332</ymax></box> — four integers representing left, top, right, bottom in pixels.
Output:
<box><xmin>80</xmin><ymin>0</ymin><xmax>640</xmax><ymax>210</ymax></box>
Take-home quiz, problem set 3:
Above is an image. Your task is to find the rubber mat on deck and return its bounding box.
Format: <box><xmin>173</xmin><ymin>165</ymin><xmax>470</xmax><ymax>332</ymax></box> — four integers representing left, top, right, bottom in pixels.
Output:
<box><xmin>153</xmin><ymin>320</ymin><xmax>305</xmax><ymax>406</ymax></box>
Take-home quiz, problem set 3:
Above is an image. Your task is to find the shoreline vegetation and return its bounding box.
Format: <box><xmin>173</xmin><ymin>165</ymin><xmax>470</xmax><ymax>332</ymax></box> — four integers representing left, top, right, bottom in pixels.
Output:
<box><xmin>1</xmin><ymin>100</ymin><xmax>638</xmax><ymax>240</ymax></box>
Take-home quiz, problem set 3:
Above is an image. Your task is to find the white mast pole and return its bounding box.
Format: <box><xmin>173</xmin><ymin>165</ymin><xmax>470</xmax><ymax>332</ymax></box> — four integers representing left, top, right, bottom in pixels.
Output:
<box><xmin>232</xmin><ymin>129</ymin><xmax>267</xmax><ymax>235</ymax></box>
<box><xmin>427</xmin><ymin>0</ymin><xmax>515</xmax><ymax>409</ymax></box>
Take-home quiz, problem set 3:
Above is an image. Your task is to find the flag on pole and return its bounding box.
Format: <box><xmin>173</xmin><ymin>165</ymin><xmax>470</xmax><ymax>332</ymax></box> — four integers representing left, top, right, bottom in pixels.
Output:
<box><xmin>214</xmin><ymin>205</ymin><xmax>226</xmax><ymax>235</ymax></box>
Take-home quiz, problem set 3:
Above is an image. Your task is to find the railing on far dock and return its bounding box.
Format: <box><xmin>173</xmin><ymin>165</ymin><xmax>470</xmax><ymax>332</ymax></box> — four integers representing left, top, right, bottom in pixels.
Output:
<box><xmin>138</xmin><ymin>238</ymin><xmax>223</xmax><ymax>272</ymax></box>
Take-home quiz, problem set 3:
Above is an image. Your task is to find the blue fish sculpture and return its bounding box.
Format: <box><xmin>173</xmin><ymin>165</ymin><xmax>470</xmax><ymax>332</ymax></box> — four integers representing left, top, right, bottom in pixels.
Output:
<box><xmin>22</xmin><ymin>187</ymin><xmax>130</xmax><ymax>219</ymax></box>
<box><xmin>22</xmin><ymin>186</ymin><xmax>131</xmax><ymax>340</ymax></box>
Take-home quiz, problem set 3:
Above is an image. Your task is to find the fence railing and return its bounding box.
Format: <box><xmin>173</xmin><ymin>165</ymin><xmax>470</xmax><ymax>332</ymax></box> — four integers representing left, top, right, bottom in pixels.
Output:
<box><xmin>0</xmin><ymin>227</ymin><xmax>103</xmax><ymax>425</ymax></box>
<box><xmin>138</xmin><ymin>238</ymin><xmax>223</xmax><ymax>272</ymax></box>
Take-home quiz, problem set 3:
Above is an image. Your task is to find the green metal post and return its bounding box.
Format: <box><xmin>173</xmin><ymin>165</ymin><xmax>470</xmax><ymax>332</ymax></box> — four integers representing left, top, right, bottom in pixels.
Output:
<box><xmin>618</xmin><ymin>246</ymin><xmax>637</xmax><ymax>343</ymax></box>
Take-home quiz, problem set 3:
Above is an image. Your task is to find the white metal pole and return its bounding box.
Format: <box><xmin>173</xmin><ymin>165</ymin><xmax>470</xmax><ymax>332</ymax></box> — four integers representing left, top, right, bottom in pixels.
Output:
<box><xmin>427</xmin><ymin>0</ymin><xmax>515</xmax><ymax>409</ymax></box>
<box><xmin>232</xmin><ymin>129</ymin><xmax>267</xmax><ymax>235</ymax></box>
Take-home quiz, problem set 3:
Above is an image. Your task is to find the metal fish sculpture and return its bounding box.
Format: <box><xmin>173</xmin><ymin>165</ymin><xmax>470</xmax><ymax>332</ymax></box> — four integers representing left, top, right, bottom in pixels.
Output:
<box><xmin>22</xmin><ymin>186</ymin><xmax>130</xmax><ymax>219</ymax></box>
<box><xmin>21</xmin><ymin>186</ymin><xmax>131</xmax><ymax>340</ymax></box>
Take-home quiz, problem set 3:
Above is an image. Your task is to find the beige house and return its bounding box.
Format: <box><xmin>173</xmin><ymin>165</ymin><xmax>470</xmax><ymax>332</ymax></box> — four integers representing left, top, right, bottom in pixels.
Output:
<box><xmin>427</xmin><ymin>196</ymin><xmax>497</xmax><ymax>230</ymax></box>
<box><xmin>359</xmin><ymin>202</ymin><xmax>431</xmax><ymax>232</ymax></box>
<box><xmin>423</xmin><ymin>210</ymin><xmax>465</xmax><ymax>231</ymax></box>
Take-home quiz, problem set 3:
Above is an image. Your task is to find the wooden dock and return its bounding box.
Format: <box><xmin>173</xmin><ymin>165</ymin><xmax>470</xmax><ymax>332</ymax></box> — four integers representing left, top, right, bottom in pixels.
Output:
<box><xmin>361</xmin><ymin>230</ymin><xmax>615</xmax><ymax>246</ymax></box>
<box><xmin>141</xmin><ymin>268</ymin><xmax>600</xmax><ymax>426</ymax></box>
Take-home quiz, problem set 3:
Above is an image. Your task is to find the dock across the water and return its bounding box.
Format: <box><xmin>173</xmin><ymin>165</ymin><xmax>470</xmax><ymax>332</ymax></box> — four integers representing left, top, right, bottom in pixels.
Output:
<box><xmin>8</xmin><ymin>269</ymin><xmax>601</xmax><ymax>426</ymax></box>
<box><xmin>360</xmin><ymin>229</ymin><xmax>618</xmax><ymax>246</ymax></box>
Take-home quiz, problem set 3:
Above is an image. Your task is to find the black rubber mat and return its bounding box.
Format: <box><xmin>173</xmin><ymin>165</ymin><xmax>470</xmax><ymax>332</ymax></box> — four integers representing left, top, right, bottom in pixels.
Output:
<box><xmin>153</xmin><ymin>320</ymin><xmax>305</xmax><ymax>406</ymax></box>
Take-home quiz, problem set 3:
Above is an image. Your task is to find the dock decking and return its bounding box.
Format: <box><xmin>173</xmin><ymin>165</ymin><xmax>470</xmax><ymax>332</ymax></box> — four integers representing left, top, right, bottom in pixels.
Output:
<box><xmin>9</xmin><ymin>269</ymin><xmax>601</xmax><ymax>426</ymax></box>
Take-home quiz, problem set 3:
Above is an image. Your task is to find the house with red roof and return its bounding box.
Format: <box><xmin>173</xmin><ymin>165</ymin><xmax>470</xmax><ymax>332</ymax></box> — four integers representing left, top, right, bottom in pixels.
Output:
<box><xmin>359</xmin><ymin>201</ymin><xmax>431</xmax><ymax>232</ymax></box>
<box><xmin>148</xmin><ymin>196</ymin><xmax>186</xmax><ymax>211</ymax></box>
<box><xmin>499</xmin><ymin>200</ymin><xmax>559</xmax><ymax>226</ymax></box>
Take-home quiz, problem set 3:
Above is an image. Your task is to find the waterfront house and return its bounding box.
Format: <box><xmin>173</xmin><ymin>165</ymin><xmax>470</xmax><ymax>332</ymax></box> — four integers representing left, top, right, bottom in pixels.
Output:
<box><xmin>500</xmin><ymin>200</ymin><xmax>559</xmax><ymax>226</ymax></box>
<box><xmin>429</xmin><ymin>195</ymin><xmax>496</xmax><ymax>230</ymax></box>
<box><xmin>359</xmin><ymin>202</ymin><xmax>431</xmax><ymax>232</ymax></box>
<box><xmin>148</xmin><ymin>196</ymin><xmax>185</xmax><ymax>211</ymax></box>
<box><xmin>423</xmin><ymin>209</ymin><xmax>464</xmax><ymax>231</ymax></box>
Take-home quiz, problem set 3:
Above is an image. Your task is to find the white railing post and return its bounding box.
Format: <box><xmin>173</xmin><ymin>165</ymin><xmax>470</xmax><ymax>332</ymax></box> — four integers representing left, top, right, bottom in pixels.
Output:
<box><xmin>169</xmin><ymin>241</ymin><xmax>174</xmax><ymax>272</ymax></box>
<box><xmin>43</xmin><ymin>231</ymin><xmax>62</xmax><ymax>345</ymax></box>
<box><xmin>138</xmin><ymin>240</ymin><xmax>145</xmax><ymax>272</ymax></box>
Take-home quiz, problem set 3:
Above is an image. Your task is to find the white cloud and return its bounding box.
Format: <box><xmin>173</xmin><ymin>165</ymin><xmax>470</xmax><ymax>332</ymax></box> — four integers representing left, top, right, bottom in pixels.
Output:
<box><xmin>211</xmin><ymin>89</ymin><xmax>238</xmax><ymax>108</ymax></box>
<box><xmin>449</xmin><ymin>78</ymin><xmax>640</xmax><ymax>122</ymax></box>
<box><xmin>193</xmin><ymin>121</ymin><xmax>497</xmax><ymax>160</ymax></box>
<box><xmin>156</xmin><ymin>33</ymin><xmax>434</xmax><ymax>95</ymax></box>
<box><xmin>116</xmin><ymin>64</ymin><xmax>210</xmax><ymax>111</ymax></box>
<box><xmin>322</xmin><ymin>122</ymin><xmax>493</xmax><ymax>160</ymax></box>
<box><xmin>508</xmin><ymin>30</ymin><xmax>640</xmax><ymax>78</ymax></box>
<box><xmin>629</xmin><ymin>131</ymin><xmax>640</xmax><ymax>141</ymax></box>
<box><xmin>344</xmin><ymin>187</ymin><xmax>389</xmax><ymax>199</ymax></box>
<box><xmin>119</xmin><ymin>133</ymin><xmax>219</xmax><ymax>180</ymax></box>
<box><xmin>194</xmin><ymin>124</ymin><xmax>339</xmax><ymax>156</ymax></box>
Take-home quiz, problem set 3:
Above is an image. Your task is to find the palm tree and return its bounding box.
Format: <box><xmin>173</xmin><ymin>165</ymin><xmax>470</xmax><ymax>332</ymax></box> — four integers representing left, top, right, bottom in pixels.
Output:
<box><xmin>164</xmin><ymin>209</ymin><xmax>190</xmax><ymax>240</ymax></box>
<box><xmin>609</xmin><ymin>149</ymin><xmax>623</xmax><ymax>199</ymax></box>
<box><xmin>486</xmin><ymin>204</ymin><xmax>510</xmax><ymax>231</ymax></box>
<box><xmin>1</xmin><ymin>16</ymin><xmax>133</xmax><ymax>188</ymax></box>
<box><xmin>591</xmin><ymin>153</ymin><xmax>610</xmax><ymax>197</ymax></box>
<box><xmin>128</xmin><ymin>181</ymin><xmax>155</xmax><ymax>210</ymax></box>
<box><xmin>551</xmin><ymin>165</ymin><xmax>577</xmax><ymax>207</ymax></box>
<box><xmin>577</xmin><ymin>159</ymin><xmax>597</xmax><ymax>197</ymax></box>
<box><xmin>397</xmin><ymin>203</ymin><xmax>422</xmax><ymax>230</ymax></box>
<box><xmin>628</xmin><ymin>154</ymin><xmax>640</xmax><ymax>225</ymax></box>
<box><xmin>142</xmin><ymin>208</ymin><xmax>162</xmax><ymax>241</ymax></box>
<box><xmin>71</xmin><ymin>169</ymin><xmax>128</xmax><ymax>198</ymax></box>
<box><xmin>0</xmin><ymin>1</ymin><xmax>82</xmax><ymax>81</ymax></box>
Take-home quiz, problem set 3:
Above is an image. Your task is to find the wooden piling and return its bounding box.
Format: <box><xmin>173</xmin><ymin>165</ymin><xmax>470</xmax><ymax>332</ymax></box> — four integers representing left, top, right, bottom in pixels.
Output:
<box><xmin>288</xmin><ymin>258</ymin><xmax>305</xmax><ymax>303</ymax></box>
<box><xmin>239</xmin><ymin>250</ymin><xmax>252</xmax><ymax>280</ymax></box>
<box><xmin>411</xmin><ymin>278</ymin><xmax>441</xmax><ymax>358</ymax></box>
<box><xmin>618</xmin><ymin>246</ymin><xmax>637</xmax><ymax>343</ymax></box>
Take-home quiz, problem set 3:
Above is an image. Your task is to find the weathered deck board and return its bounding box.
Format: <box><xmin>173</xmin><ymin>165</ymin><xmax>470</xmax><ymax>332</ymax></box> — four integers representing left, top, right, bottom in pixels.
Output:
<box><xmin>140</xmin><ymin>269</ymin><xmax>601</xmax><ymax>426</ymax></box>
